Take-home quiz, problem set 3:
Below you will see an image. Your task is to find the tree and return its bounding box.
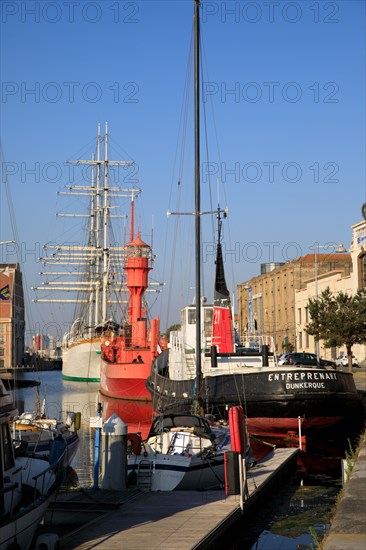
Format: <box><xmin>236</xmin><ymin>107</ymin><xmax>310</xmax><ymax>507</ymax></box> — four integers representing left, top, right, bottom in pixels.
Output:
<box><xmin>282</xmin><ymin>338</ymin><xmax>294</xmax><ymax>353</ymax></box>
<box><xmin>164</xmin><ymin>324</ymin><xmax>181</xmax><ymax>340</ymax></box>
<box><xmin>305</xmin><ymin>287</ymin><xmax>366</xmax><ymax>372</ymax></box>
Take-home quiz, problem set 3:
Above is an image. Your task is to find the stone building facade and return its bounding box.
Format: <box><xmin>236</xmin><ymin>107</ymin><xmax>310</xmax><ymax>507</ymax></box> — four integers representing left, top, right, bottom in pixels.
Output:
<box><xmin>238</xmin><ymin>219</ymin><xmax>366</xmax><ymax>361</ymax></box>
<box><xmin>238</xmin><ymin>254</ymin><xmax>352</xmax><ymax>356</ymax></box>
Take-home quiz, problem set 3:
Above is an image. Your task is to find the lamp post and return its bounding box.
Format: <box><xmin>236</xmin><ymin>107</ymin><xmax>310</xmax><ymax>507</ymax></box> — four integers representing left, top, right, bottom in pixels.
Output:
<box><xmin>313</xmin><ymin>241</ymin><xmax>346</xmax><ymax>364</ymax></box>
<box><xmin>243</xmin><ymin>284</ymin><xmax>252</xmax><ymax>334</ymax></box>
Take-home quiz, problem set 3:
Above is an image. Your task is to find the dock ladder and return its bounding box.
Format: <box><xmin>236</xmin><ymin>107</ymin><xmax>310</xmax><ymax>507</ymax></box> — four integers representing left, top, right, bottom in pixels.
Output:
<box><xmin>137</xmin><ymin>460</ymin><xmax>153</xmax><ymax>491</ymax></box>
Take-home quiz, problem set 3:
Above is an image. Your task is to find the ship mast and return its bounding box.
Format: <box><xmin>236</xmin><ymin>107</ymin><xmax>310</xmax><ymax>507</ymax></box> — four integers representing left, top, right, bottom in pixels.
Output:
<box><xmin>94</xmin><ymin>122</ymin><xmax>102</xmax><ymax>329</ymax></box>
<box><xmin>102</xmin><ymin>121</ymin><xmax>109</xmax><ymax>324</ymax></box>
<box><xmin>32</xmin><ymin>123</ymin><xmax>143</xmax><ymax>332</ymax></box>
<box><xmin>194</xmin><ymin>0</ymin><xmax>202</xmax><ymax>412</ymax></box>
<box><xmin>88</xmin><ymin>151</ymin><xmax>96</xmax><ymax>335</ymax></box>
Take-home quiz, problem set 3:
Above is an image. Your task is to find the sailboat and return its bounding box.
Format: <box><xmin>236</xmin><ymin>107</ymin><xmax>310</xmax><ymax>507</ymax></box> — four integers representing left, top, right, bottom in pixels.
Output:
<box><xmin>33</xmin><ymin>123</ymin><xmax>143</xmax><ymax>382</ymax></box>
<box><xmin>127</xmin><ymin>411</ymin><xmax>232</xmax><ymax>491</ymax></box>
<box><xmin>126</xmin><ymin>3</ymin><xmax>278</xmax><ymax>492</ymax></box>
<box><xmin>145</xmin><ymin>0</ymin><xmax>361</xmax><ymax>435</ymax></box>
<box><xmin>0</xmin><ymin>384</ymin><xmax>65</xmax><ymax>550</ymax></box>
<box><xmin>11</xmin><ymin>386</ymin><xmax>79</xmax><ymax>467</ymax></box>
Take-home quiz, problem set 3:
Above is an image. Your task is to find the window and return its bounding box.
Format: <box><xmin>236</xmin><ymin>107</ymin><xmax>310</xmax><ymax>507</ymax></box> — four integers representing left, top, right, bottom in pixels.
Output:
<box><xmin>361</xmin><ymin>254</ymin><xmax>366</xmax><ymax>288</ymax></box>
<box><xmin>204</xmin><ymin>308</ymin><xmax>212</xmax><ymax>337</ymax></box>
<box><xmin>181</xmin><ymin>310</ymin><xmax>186</xmax><ymax>326</ymax></box>
<box><xmin>305</xmin><ymin>307</ymin><xmax>309</xmax><ymax>323</ymax></box>
<box><xmin>298</xmin><ymin>331</ymin><xmax>302</xmax><ymax>348</ymax></box>
<box><xmin>298</xmin><ymin>308</ymin><xmax>302</xmax><ymax>325</ymax></box>
<box><xmin>188</xmin><ymin>309</ymin><xmax>196</xmax><ymax>325</ymax></box>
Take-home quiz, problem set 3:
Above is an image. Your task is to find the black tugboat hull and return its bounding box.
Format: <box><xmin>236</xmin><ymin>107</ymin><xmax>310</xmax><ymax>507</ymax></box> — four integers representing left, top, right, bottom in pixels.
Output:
<box><xmin>146</xmin><ymin>367</ymin><xmax>362</xmax><ymax>430</ymax></box>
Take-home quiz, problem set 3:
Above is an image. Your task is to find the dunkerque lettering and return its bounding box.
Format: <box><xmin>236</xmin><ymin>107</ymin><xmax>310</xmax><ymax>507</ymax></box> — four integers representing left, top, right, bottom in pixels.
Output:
<box><xmin>285</xmin><ymin>382</ymin><xmax>326</xmax><ymax>390</ymax></box>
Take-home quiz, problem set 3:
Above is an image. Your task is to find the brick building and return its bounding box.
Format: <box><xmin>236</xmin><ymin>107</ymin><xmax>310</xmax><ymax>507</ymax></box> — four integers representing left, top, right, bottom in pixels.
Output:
<box><xmin>0</xmin><ymin>263</ymin><xmax>25</xmax><ymax>368</ymax></box>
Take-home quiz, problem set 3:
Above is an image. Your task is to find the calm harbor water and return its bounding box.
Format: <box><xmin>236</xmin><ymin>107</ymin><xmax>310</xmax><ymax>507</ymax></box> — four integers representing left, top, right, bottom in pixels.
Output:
<box><xmin>12</xmin><ymin>370</ymin><xmax>363</xmax><ymax>550</ymax></box>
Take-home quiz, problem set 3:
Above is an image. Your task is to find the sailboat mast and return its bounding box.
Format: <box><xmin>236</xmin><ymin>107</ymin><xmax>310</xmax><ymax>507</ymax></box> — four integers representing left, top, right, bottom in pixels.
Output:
<box><xmin>194</xmin><ymin>0</ymin><xmax>202</xmax><ymax>403</ymax></box>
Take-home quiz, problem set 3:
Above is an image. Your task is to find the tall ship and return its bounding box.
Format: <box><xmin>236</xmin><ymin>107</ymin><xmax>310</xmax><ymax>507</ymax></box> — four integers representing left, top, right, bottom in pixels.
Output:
<box><xmin>99</xmin><ymin>223</ymin><xmax>161</xmax><ymax>400</ymax></box>
<box><xmin>146</xmin><ymin>0</ymin><xmax>362</xmax><ymax>434</ymax></box>
<box><xmin>33</xmin><ymin>123</ymin><xmax>143</xmax><ymax>382</ymax></box>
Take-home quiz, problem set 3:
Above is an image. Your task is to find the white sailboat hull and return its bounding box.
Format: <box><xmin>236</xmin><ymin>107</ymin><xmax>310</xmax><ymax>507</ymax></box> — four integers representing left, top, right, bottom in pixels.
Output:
<box><xmin>0</xmin><ymin>496</ymin><xmax>52</xmax><ymax>550</ymax></box>
<box><xmin>0</xmin><ymin>456</ymin><xmax>57</xmax><ymax>550</ymax></box>
<box><xmin>128</xmin><ymin>452</ymin><xmax>225</xmax><ymax>491</ymax></box>
<box><xmin>62</xmin><ymin>338</ymin><xmax>101</xmax><ymax>382</ymax></box>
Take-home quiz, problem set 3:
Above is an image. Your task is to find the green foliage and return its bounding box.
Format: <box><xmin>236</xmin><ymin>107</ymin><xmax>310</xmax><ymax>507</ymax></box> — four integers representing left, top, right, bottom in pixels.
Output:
<box><xmin>164</xmin><ymin>323</ymin><xmax>181</xmax><ymax>339</ymax></box>
<box><xmin>305</xmin><ymin>287</ymin><xmax>366</xmax><ymax>370</ymax></box>
<box><xmin>344</xmin><ymin>438</ymin><xmax>356</xmax><ymax>475</ymax></box>
<box><xmin>309</xmin><ymin>526</ymin><xmax>321</xmax><ymax>549</ymax></box>
<box><xmin>282</xmin><ymin>340</ymin><xmax>294</xmax><ymax>353</ymax></box>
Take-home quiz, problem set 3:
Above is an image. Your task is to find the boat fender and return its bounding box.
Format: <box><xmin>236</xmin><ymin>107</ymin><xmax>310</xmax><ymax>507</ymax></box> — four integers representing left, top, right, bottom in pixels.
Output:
<box><xmin>127</xmin><ymin>433</ymin><xmax>142</xmax><ymax>455</ymax></box>
<box><xmin>66</xmin><ymin>465</ymin><xmax>78</xmax><ymax>487</ymax></box>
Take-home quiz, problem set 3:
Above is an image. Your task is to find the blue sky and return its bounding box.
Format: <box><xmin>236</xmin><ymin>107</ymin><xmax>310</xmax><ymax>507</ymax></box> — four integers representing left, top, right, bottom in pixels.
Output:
<box><xmin>1</xmin><ymin>0</ymin><xmax>365</xmax><ymax>337</ymax></box>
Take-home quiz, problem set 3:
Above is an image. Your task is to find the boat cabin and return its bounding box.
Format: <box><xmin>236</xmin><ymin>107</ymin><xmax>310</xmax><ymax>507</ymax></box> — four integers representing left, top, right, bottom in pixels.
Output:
<box><xmin>178</xmin><ymin>304</ymin><xmax>214</xmax><ymax>352</ymax></box>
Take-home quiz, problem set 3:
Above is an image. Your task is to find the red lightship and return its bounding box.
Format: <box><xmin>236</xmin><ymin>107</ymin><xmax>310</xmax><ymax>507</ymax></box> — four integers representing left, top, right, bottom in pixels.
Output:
<box><xmin>100</xmin><ymin>203</ymin><xmax>160</xmax><ymax>401</ymax></box>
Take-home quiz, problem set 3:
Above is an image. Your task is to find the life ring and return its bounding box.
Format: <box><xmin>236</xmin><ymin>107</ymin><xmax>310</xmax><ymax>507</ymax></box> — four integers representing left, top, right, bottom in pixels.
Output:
<box><xmin>127</xmin><ymin>433</ymin><xmax>142</xmax><ymax>455</ymax></box>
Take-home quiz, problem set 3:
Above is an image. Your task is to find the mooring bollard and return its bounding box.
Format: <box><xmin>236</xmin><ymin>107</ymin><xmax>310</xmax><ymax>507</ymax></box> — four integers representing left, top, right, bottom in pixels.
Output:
<box><xmin>90</xmin><ymin>402</ymin><xmax>103</xmax><ymax>490</ymax></box>
<box><xmin>101</xmin><ymin>413</ymin><xmax>128</xmax><ymax>491</ymax></box>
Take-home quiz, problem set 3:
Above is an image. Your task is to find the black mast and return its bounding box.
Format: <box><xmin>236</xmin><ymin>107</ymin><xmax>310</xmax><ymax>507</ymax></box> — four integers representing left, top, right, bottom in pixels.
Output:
<box><xmin>194</xmin><ymin>0</ymin><xmax>202</xmax><ymax>413</ymax></box>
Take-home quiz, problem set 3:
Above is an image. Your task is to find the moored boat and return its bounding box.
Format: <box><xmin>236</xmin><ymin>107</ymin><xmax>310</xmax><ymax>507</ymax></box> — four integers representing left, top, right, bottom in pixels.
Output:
<box><xmin>12</xmin><ymin>410</ymin><xmax>80</xmax><ymax>467</ymax></box>
<box><xmin>147</xmin><ymin>309</ymin><xmax>361</xmax><ymax>433</ymax></box>
<box><xmin>127</xmin><ymin>412</ymin><xmax>232</xmax><ymax>491</ymax></box>
<box><xmin>0</xmin><ymin>393</ymin><xmax>65</xmax><ymax>549</ymax></box>
<box><xmin>127</xmin><ymin>407</ymin><xmax>275</xmax><ymax>492</ymax></box>
<box><xmin>99</xmin><ymin>225</ymin><xmax>161</xmax><ymax>400</ymax></box>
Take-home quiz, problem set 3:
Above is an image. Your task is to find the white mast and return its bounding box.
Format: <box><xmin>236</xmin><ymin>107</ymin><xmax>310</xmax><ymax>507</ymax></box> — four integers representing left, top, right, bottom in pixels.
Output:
<box><xmin>88</xmin><ymin>152</ymin><xmax>96</xmax><ymax>335</ymax></box>
<box><xmin>32</xmin><ymin>123</ymin><xmax>144</xmax><ymax>334</ymax></box>
<box><xmin>102</xmin><ymin>121</ymin><xmax>109</xmax><ymax>324</ymax></box>
<box><xmin>94</xmin><ymin>122</ymin><xmax>102</xmax><ymax>329</ymax></box>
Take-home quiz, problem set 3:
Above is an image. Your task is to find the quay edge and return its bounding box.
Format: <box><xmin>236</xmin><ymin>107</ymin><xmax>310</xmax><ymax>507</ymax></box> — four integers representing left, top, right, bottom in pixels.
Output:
<box><xmin>321</xmin><ymin>365</ymin><xmax>366</xmax><ymax>550</ymax></box>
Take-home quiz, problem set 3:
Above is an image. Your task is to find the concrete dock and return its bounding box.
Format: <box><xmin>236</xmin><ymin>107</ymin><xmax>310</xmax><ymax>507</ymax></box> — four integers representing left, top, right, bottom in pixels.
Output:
<box><xmin>54</xmin><ymin>448</ymin><xmax>298</xmax><ymax>549</ymax></box>
<box><xmin>321</xmin><ymin>366</ymin><xmax>366</xmax><ymax>550</ymax></box>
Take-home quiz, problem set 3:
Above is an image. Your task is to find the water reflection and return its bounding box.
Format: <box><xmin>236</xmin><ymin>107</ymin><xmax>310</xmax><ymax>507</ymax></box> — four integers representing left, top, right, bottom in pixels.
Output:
<box><xmin>13</xmin><ymin>371</ymin><xmax>155</xmax><ymax>485</ymax></box>
<box><xmin>100</xmin><ymin>395</ymin><xmax>154</xmax><ymax>439</ymax></box>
